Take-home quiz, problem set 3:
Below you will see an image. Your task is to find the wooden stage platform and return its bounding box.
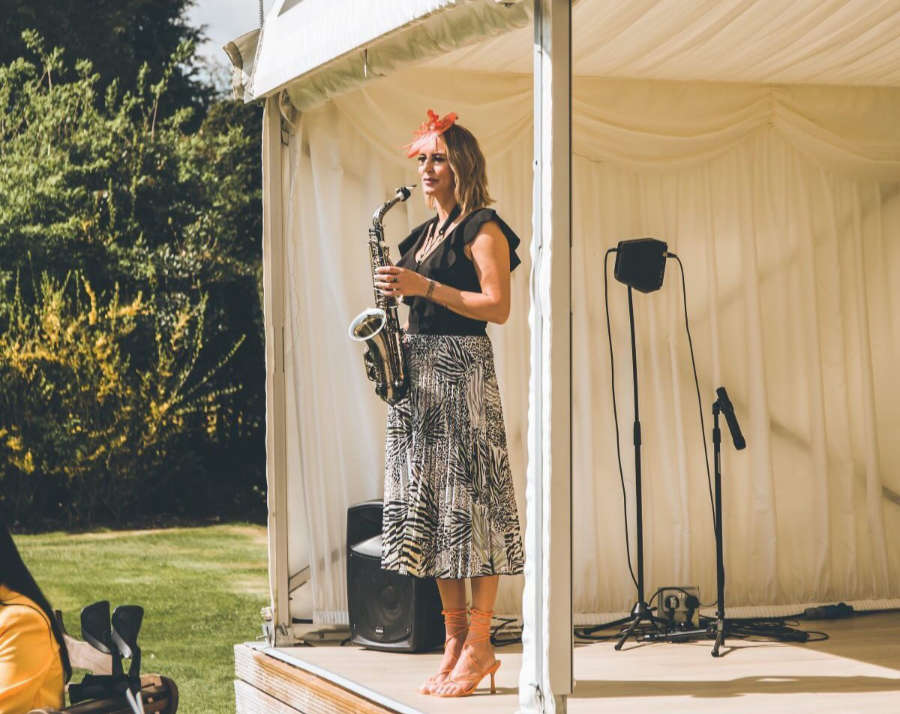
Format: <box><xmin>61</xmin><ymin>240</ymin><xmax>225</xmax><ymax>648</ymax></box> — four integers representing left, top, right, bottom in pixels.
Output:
<box><xmin>234</xmin><ymin>611</ymin><xmax>900</xmax><ymax>713</ymax></box>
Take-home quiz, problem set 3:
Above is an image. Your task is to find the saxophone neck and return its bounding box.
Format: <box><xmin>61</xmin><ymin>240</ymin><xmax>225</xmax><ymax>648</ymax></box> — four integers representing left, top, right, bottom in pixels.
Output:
<box><xmin>372</xmin><ymin>185</ymin><xmax>416</xmax><ymax>231</ymax></box>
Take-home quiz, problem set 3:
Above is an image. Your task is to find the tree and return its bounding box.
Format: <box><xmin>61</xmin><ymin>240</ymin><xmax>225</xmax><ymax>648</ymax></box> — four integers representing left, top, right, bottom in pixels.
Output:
<box><xmin>0</xmin><ymin>34</ymin><xmax>264</xmax><ymax>526</ymax></box>
<box><xmin>0</xmin><ymin>0</ymin><xmax>213</xmax><ymax>117</ymax></box>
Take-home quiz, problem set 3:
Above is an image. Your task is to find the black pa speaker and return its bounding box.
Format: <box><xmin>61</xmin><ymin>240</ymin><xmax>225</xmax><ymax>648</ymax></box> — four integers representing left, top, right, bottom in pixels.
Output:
<box><xmin>614</xmin><ymin>237</ymin><xmax>668</xmax><ymax>293</ymax></box>
<box><xmin>346</xmin><ymin>500</ymin><xmax>444</xmax><ymax>652</ymax></box>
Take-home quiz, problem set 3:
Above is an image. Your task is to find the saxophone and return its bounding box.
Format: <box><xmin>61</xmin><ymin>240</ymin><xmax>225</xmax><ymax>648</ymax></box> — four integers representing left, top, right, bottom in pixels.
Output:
<box><xmin>348</xmin><ymin>185</ymin><xmax>415</xmax><ymax>405</ymax></box>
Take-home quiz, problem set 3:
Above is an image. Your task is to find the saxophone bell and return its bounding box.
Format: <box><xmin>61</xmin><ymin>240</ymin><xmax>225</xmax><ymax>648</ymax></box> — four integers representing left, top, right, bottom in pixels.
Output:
<box><xmin>348</xmin><ymin>307</ymin><xmax>387</xmax><ymax>342</ymax></box>
<box><xmin>349</xmin><ymin>308</ymin><xmax>394</xmax><ymax>398</ymax></box>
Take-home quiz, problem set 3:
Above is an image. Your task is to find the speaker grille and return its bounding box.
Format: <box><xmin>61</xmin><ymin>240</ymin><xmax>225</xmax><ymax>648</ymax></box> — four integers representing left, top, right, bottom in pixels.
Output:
<box><xmin>349</xmin><ymin>549</ymin><xmax>413</xmax><ymax>644</ymax></box>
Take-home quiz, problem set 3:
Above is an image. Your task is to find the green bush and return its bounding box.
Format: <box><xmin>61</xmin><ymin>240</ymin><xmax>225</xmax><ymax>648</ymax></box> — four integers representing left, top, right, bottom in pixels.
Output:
<box><xmin>0</xmin><ymin>34</ymin><xmax>265</xmax><ymax>527</ymax></box>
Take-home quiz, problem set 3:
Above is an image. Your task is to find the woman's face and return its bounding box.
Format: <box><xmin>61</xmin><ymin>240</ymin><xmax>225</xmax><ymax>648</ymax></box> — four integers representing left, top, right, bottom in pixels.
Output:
<box><xmin>417</xmin><ymin>135</ymin><xmax>455</xmax><ymax>207</ymax></box>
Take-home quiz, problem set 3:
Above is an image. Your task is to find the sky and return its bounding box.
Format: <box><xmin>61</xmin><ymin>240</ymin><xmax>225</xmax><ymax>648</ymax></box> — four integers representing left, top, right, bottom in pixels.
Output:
<box><xmin>186</xmin><ymin>0</ymin><xmax>276</xmax><ymax>89</ymax></box>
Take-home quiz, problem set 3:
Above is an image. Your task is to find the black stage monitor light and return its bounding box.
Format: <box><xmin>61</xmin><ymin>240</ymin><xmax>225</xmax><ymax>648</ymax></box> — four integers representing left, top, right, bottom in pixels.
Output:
<box><xmin>614</xmin><ymin>238</ymin><xmax>668</xmax><ymax>293</ymax></box>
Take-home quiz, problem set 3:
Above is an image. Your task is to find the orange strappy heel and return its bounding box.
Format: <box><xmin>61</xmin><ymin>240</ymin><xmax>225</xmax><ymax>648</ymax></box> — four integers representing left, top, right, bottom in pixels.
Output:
<box><xmin>418</xmin><ymin>608</ymin><xmax>468</xmax><ymax>695</ymax></box>
<box><xmin>436</xmin><ymin>608</ymin><xmax>500</xmax><ymax>697</ymax></box>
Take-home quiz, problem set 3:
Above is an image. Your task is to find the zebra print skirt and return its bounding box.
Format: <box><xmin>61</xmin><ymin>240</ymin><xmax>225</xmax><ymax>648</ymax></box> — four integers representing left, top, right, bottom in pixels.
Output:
<box><xmin>381</xmin><ymin>334</ymin><xmax>525</xmax><ymax>580</ymax></box>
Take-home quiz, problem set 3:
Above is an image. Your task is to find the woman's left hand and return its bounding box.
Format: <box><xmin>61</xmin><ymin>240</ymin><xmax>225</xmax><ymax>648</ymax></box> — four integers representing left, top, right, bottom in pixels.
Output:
<box><xmin>374</xmin><ymin>265</ymin><xmax>428</xmax><ymax>299</ymax></box>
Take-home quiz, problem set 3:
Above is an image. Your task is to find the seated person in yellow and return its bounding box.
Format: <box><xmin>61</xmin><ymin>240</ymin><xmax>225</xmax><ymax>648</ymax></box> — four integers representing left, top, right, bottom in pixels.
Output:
<box><xmin>0</xmin><ymin>521</ymin><xmax>70</xmax><ymax>714</ymax></box>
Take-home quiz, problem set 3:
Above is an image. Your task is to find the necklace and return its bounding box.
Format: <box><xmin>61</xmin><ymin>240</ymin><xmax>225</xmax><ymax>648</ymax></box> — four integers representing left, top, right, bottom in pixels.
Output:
<box><xmin>415</xmin><ymin>206</ymin><xmax>461</xmax><ymax>264</ymax></box>
<box><xmin>415</xmin><ymin>221</ymin><xmax>442</xmax><ymax>263</ymax></box>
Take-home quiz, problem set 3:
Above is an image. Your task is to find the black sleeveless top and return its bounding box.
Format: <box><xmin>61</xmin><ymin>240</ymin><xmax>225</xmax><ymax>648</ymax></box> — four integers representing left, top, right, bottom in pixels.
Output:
<box><xmin>396</xmin><ymin>208</ymin><xmax>522</xmax><ymax>336</ymax></box>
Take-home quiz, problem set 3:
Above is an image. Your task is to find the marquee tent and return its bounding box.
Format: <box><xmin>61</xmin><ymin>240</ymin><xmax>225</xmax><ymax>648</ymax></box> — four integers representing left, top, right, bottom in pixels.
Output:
<box><xmin>227</xmin><ymin>1</ymin><xmax>900</xmax><ymax>709</ymax></box>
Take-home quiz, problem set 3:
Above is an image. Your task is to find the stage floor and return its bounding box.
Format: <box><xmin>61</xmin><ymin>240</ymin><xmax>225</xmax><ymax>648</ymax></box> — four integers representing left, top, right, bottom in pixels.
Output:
<box><xmin>235</xmin><ymin>611</ymin><xmax>900</xmax><ymax>713</ymax></box>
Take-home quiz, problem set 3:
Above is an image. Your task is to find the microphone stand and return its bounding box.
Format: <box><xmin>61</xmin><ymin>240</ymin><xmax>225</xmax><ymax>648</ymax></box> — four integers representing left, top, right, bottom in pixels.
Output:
<box><xmin>640</xmin><ymin>385</ymin><xmax>747</xmax><ymax>650</ymax></box>
<box><xmin>615</xmin><ymin>286</ymin><xmax>667</xmax><ymax>650</ymax></box>
<box><xmin>711</xmin><ymin>386</ymin><xmax>746</xmax><ymax>657</ymax></box>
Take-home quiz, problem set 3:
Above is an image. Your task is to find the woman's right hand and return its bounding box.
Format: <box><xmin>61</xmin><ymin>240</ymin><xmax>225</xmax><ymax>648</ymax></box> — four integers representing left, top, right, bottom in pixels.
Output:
<box><xmin>374</xmin><ymin>265</ymin><xmax>429</xmax><ymax>299</ymax></box>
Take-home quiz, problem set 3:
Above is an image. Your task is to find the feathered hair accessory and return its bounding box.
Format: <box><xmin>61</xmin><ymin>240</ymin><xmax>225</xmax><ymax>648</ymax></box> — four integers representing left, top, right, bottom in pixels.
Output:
<box><xmin>405</xmin><ymin>109</ymin><xmax>458</xmax><ymax>158</ymax></box>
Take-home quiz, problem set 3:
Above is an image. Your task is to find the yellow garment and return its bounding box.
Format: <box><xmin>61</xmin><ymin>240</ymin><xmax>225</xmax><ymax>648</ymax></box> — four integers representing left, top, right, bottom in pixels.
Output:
<box><xmin>0</xmin><ymin>585</ymin><xmax>64</xmax><ymax>714</ymax></box>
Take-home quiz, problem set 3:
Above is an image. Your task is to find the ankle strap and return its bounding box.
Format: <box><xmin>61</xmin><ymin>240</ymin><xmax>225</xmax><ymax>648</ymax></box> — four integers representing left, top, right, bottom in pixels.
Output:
<box><xmin>467</xmin><ymin>608</ymin><xmax>494</xmax><ymax>645</ymax></box>
<box><xmin>441</xmin><ymin>608</ymin><xmax>468</xmax><ymax>638</ymax></box>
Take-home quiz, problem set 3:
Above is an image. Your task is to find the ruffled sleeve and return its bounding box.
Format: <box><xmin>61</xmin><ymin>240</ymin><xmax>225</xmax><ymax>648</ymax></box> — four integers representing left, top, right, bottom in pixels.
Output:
<box><xmin>460</xmin><ymin>208</ymin><xmax>522</xmax><ymax>272</ymax></box>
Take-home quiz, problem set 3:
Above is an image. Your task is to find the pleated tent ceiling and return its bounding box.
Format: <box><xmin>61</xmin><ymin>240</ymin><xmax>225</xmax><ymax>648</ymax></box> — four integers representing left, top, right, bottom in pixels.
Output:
<box><xmin>229</xmin><ymin>3</ymin><xmax>900</xmax><ymax>704</ymax></box>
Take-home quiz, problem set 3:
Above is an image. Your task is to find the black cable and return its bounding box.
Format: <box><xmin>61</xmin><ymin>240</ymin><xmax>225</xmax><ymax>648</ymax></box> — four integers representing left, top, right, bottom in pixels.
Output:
<box><xmin>697</xmin><ymin>615</ymin><xmax>831</xmax><ymax>644</ymax></box>
<box><xmin>490</xmin><ymin>617</ymin><xmax>521</xmax><ymax>647</ymax></box>
<box><xmin>604</xmin><ymin>248</ymin><xmax>638</xmax><ymax>591</ymax></box>
<box><xmin>574</xmin><ymin>615</ymin><xmax>632</xmax><ymax>641</ymax></box>
<box><xmin>802</xmin><ymin>631</ymin><xmax>831</xmax><ymax>642</ymax></box>
<box><xmin>574</xmin><ymin>611</ymin><xmax>831</xmax><ymax>645</ymax></box>
<box><xmin>669</xmin><ymin>253</ymin><xmax>715</xmax><ymax>529</ymax></box>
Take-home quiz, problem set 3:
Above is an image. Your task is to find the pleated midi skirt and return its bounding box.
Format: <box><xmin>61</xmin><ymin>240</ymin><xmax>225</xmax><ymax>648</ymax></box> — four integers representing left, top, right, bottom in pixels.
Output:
<box><xmin>381</xmin><ymin>334</ymin><xmax>525</xmax><ymax>580</ymax></box>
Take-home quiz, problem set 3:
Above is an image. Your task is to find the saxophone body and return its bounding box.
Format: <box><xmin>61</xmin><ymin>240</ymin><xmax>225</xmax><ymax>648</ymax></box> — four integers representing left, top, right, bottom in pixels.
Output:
<box><xmin>348</xmin><ymin>185</ymin><xmax>414</xmax><ymax>406</ymax></box>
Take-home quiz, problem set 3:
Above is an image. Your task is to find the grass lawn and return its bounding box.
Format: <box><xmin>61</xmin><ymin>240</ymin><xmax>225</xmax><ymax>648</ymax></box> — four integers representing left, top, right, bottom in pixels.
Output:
<box><xmin>15</xmin><ymin>524</ymin><xmax>269</xmax><ymax>714</ymax></box>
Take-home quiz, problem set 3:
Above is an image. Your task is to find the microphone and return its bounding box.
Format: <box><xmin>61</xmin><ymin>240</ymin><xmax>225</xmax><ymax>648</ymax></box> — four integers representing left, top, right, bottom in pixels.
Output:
<box><xmin>715</xmin><ymin>386</ymin><xmax>746</xmax><ymax>450</ymax></box>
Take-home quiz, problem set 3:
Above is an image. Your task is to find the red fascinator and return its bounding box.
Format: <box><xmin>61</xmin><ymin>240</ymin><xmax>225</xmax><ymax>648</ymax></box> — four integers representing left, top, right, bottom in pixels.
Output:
<box><xmin>405</xmin><ymin>109</ymin><xmax>458</xmax><ymax>158</ymax></box>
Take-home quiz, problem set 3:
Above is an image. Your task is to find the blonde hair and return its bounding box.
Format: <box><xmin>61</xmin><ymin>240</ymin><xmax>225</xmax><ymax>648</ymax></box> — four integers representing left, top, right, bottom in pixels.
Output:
<box><xmin>437</xmin><ymin>124</ymin><xmax>493</xmax><ymax>215</ymax></box>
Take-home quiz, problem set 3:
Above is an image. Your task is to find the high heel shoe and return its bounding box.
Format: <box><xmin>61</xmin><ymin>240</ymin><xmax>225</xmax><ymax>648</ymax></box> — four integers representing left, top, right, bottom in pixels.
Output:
<box><xmin>418</xmin><ymin>608</ymin><xmax>468</xmax><ymax>695</ymax></box>
<box><xmin>436</xmin><ymin>608</ymin><xmax>500</xmax><ymax>697</ymax></box>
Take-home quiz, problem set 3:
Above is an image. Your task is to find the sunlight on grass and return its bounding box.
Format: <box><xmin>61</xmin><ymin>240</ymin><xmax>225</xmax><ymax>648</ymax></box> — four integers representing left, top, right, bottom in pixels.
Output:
<box><xmin>16</xmin><ymin>524</ymin><xmax>268</xmax><ymax>714</ymax></box>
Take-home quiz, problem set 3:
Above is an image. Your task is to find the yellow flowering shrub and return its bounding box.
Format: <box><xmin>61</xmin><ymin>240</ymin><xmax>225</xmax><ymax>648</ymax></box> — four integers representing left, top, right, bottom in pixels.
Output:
<box><xmin>0</xmin><ymin>273</ymin><xmax>242</xmax><ymax>524</ymax></box>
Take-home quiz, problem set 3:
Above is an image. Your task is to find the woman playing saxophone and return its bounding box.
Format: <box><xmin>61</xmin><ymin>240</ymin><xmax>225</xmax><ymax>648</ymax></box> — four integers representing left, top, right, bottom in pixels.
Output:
<box><xmin>373</xmin><ymin>110</ymin><xmax>524</xmax><ymax>699</ymax></box>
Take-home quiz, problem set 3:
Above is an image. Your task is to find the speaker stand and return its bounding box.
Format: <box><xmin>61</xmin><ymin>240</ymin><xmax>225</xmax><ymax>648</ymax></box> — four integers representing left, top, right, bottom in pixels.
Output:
<box><xmin>615</xmin><ymin>287</ymin><xmax>667</xmax><ymax>650</ymax></box>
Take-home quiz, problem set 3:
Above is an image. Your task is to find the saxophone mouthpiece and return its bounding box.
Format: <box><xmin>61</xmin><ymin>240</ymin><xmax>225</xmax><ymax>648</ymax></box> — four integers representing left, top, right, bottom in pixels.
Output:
<box><xmin>397</xmin><ymin>184</ymin><xmax>416</xmax><ymax>201</ymax></box>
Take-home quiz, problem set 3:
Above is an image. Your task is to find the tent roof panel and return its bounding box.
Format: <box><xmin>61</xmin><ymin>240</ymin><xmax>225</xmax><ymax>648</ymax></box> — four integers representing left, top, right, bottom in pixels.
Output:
<box><xmin>249</xmin><ymin>0</ymin><xmax>530</xmax><ymax>102</ymax></box>
<box><xmin>422</xmin><ymin>0</ymin><xmax>900</xmax><ymax>87</ymax></box>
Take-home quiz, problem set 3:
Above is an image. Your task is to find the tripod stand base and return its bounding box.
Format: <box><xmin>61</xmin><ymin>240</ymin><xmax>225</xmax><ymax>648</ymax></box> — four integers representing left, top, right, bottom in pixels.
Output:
<box><xmin>647</xmin><ymin>617</ymin><xmax>729</xmax><ymax>655</ymax></box>
<box><xmin>636</xmin><ymin>617</ymin><xmax>728</xmax><ymax>655</ymax></box>
<box><xmin>641</xmin><ymin>626</ymin><xmax>711</xmax><ymax>643</ymax></box>
<box><xmin>614</xmin><ymin>601</ymin><xmax>667</xmax><ymax>650</ymax></box>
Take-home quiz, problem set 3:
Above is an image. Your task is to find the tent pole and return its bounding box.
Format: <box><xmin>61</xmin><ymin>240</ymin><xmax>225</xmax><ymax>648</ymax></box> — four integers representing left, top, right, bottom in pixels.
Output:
<box><xmin>261</xmin><ymin>97</ymin><xmax>292</xmax><ymax>646</ymax></box>
<box><xmin>520</xmin><ymin>1</ymin><xmax>572</xmax><ymax>712</ymax></box>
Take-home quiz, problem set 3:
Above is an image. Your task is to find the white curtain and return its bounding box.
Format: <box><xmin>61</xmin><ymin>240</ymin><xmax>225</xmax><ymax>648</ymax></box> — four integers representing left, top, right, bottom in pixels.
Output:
<box><xmin>278</xmin><ymin>71</ymin><xmax>900</xmax><ymax>622</ymax></box>
<box><xmin>572</xmin><ymin>136</ymin><xmax>900</xmax><ymax>618</ymax></box>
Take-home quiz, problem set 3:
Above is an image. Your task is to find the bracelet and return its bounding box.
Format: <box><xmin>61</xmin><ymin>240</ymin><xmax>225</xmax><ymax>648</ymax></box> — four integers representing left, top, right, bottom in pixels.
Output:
<box><xmin>425</xmin><ymin>279</ymin><xmax>436</xmax><ymax>300</ymax></box>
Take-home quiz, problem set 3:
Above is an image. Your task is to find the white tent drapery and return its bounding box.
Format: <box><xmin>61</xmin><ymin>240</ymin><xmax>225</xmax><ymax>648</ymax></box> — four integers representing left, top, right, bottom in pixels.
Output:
<box><xmin>276</xmin><ymin>69</ymin><xmax>900</xmax><ymax>622</ymax></box>
<box><xmin>241</xmin><ymin>1</ymin><xmax>900</xmax><ymax>711</ymax></box>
